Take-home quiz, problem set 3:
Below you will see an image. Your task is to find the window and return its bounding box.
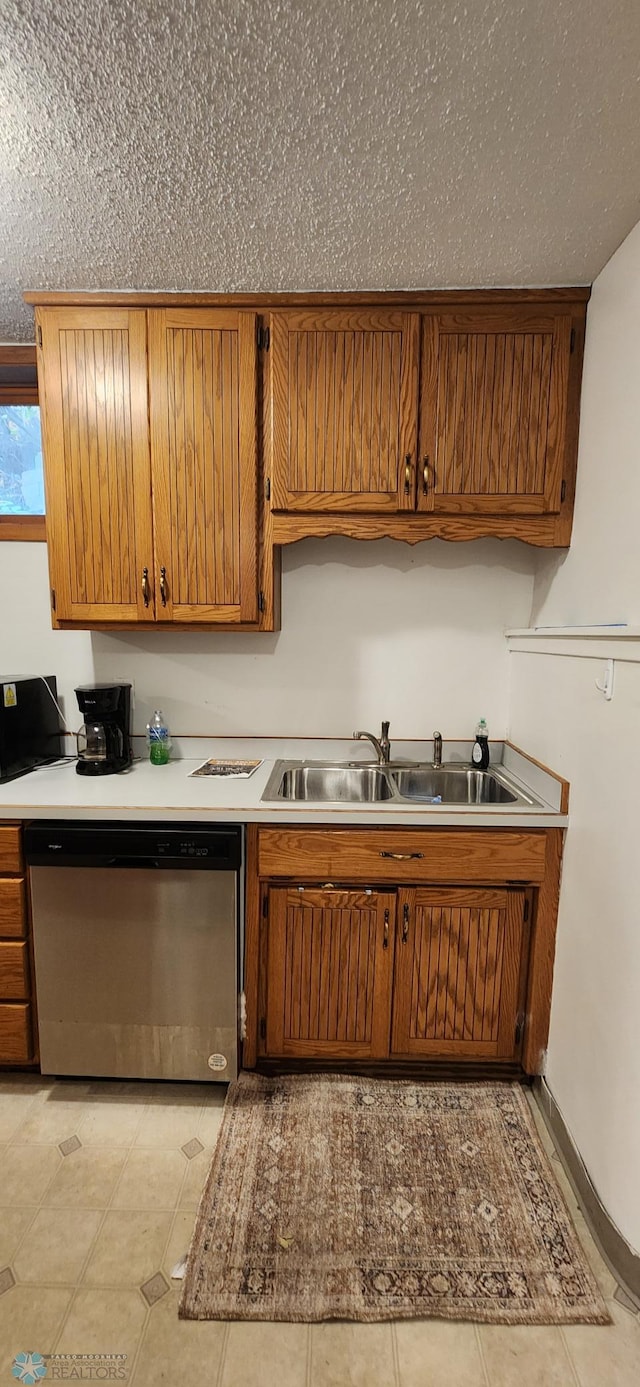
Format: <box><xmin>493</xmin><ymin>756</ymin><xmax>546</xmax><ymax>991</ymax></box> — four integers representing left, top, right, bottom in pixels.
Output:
<box><xmin>0</xmin><ymin>346</ymin><xmax>45</xmax><ymax>540</ymax></box>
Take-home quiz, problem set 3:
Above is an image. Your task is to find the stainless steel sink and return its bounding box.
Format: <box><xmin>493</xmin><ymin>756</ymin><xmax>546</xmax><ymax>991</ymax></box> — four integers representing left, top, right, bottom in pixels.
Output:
<box><xmin>261</xmin><ymin>760</ymin><xmax>541</xmax><ymax>807</ymax></box>
<box><xmin>389</xmin><ymin>766</ymin><xmax>518</xmax><ymax>805</ymax></box>
<box><xmin>275</xmin><ymin>765</ymin><xmax>394</xmax><ymax>803</ymax></box>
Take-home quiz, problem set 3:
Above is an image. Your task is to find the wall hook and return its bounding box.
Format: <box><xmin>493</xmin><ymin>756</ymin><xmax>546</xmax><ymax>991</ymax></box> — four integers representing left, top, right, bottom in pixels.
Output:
<box><xmin>595</xmin><ymin>659</ymin><xmax>614</xmax><ymax>701</ymax></box>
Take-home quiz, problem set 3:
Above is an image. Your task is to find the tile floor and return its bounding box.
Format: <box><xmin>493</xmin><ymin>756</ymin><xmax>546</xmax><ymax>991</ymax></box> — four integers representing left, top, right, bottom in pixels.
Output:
<box><xmin>0</xmin><ymin>1074</ymin><xmax>639</xmax><ymax>1386</ymax></box>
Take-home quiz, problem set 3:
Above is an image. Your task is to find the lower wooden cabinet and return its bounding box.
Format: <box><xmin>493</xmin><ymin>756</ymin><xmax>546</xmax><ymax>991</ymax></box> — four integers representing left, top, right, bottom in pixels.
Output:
<box><xmin>390</xmin><ymin>887</ymin><xmax>528</xmax><ymax>1060</ymax></box>
<box><xmin>264</xmin><ymin>888</ymin><xmax>395</xmax><ymax>1060</ymax></box>
<box><xmin>245</xmin><ymin>825</ymin><xmax>564</xmax><ymax>1075</ymax></box>
<box><xmin>0</xmin><ymin>824</ymin><xmax>33</xmax><ymax>1065</ymax></box>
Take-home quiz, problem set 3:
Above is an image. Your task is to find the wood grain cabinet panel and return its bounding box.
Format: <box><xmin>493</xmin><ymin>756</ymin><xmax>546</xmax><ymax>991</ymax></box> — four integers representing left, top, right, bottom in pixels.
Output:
<box><xmin>0</xmin><ymin>1003</ymin><xmax>32</xmax><ymax>1064</ymax></box>
<box><xmin>264</xmin><ymin>888</ymin><xmax>395</xmax><ymax>1059</ymax></box>
<box><xmin>391</xmin><ymin>887</ymin><xmax>527</xmax><ymax>1059</ymax></box>
<box><xmin>257</xmin><ymin>828</ymin><xmax>547</xmax><ymax>884</ymax></box>
<box><xmin>0</xmin><ymin>939</ymin><xmax>30</xmax><ymax>1000</ymax></box>
<box><xmin>419</xmin><ymin>309</ymin><xmax>572</xmax><ymax>516</ymax></box>
<box><xmin>37</xmin><ymin>308</ymin><xmax>154</xmax><ymax>622</ymax></box>
<box><xmin>0</xmin><ymin>878</ymin><xmax>26</xmax><ymax>937</ymax></box>
<box><xmin>148</xmin><ymin>309</ymin><xmax>259</xmax><ymax>623</ymax></box>
<box><xmin>0</xmin><ymin>826</ymin><xmax>22</xmax><ymax>874</ymax></box>
<box><xmin>270</xmin><ymin>310</ymin><xmax>420</xmax><ymax>513</ymax></box>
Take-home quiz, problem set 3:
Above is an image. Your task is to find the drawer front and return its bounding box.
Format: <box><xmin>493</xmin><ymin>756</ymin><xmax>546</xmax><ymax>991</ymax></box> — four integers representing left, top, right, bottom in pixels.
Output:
<box><xmin>0</xmin><ymin>939</ymin><xmax>30</xmax><ymax>999</ymax></box>
<box><xmin>258</xmin><ymin>828</ymin><xmax>547</xmax><ymax>884</ymax></box>
<box><xmin>0</xmin><ymin>1002</ymin><xmax>32</xmax><ymax>1063</ymax></box>
<box><xmin>0</xmin><ymin>878</ymin><xmax>26</xmax><ymax>938</ymax></box>
<box><xmin>0</xmin><ymin>825</ymin><xmax>22</xmax><ymax>874</ymax></box>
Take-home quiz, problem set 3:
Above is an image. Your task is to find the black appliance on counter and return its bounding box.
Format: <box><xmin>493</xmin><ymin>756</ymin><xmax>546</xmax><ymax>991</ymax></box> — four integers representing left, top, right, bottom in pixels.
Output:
<box><xmin>0</xmin><ymin>675</ymin><xmax>63</xmax><ymax>783</ymax></box>
<box><xmin>75</xmin><ymin>682</ymin><xmax>132</xmax><ymax>776</ymax></box>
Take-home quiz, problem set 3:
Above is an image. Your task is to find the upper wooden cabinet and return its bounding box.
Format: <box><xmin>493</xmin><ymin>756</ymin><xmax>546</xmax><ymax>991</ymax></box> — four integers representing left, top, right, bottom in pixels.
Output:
<box><xmin>36</xmin><ymin>305</ymin><xmax>264</xmax><ymax>628</ymax></box>
<box><xmin>270</xmin><ymin>310</ymin><xmax>420</xmax><ymax>513</ymax></box>
<box><xmin>38</xmin><ymin>309</ymin><xmax>154</xmax><ymax>624</ymax></box>
<box><xmin>28</xmin><ymin>290</ymin><xmax>589</xmax><ymax>574</ymax></box>
<box><xmin>418</xmin><ymin>309</ymin><xmax>572</xmax><ymax>517</ymax></box>
<box><xmin>148</xmin><ymin>309</ymin><xmax>258</xmax><ymax>623</ymax></box>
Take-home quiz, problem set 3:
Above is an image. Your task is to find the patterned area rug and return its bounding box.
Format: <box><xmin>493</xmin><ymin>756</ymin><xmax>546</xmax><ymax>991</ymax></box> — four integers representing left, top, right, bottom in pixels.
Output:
<box><xmin>180</xmin><ymin>1073</ymin><xmax>610</xmax><ymax>1325</ymax></box>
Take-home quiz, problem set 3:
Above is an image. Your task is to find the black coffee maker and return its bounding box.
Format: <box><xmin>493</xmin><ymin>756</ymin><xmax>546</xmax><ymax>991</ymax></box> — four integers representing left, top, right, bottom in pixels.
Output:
<box><xmin>75</xmin><ymin>683</ymin><xmax>132</xmax><ymax>776</ymax></box>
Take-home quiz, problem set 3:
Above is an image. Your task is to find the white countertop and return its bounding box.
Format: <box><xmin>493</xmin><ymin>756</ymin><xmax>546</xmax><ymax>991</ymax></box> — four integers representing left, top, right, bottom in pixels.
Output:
<box><xmin>0</xmin><ymin>738</ymin><xmax>568</xmax><ymax>827</ymax></box>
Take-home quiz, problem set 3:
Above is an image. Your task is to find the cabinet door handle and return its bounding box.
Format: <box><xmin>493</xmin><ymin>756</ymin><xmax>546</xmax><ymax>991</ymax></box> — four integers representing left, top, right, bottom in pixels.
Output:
<box><xmin>141</xmin><ymin>567</ymin><xmax>150</xmax><ymax>607</ymax></box>
<box><xmin>422</xmin><ymin>457</ymin><xmax>430</xmax><ymax>495</ymax></box>
<box><xmin>380</xmin><ymin>851</ymin><xmax>424</xmax><ymax>860</ymax></box>
<box><xmin>404</xmin><ymin>455</ymin><xmax>412</xmax><ymax>495</ymax></box>
<box><xmin>402</xmin><ymin>903</ymin><xmax>410</xmax><ymax>942</ymax></box>
<box><xmin>383</xmin><ymin>908</ymin><xmax>389</xmax><ymax>949</ymax></box>
<box><xmin>159</xmin><ymin>566</ymin><xmax>168</xmax><ymax>606</ymax></box>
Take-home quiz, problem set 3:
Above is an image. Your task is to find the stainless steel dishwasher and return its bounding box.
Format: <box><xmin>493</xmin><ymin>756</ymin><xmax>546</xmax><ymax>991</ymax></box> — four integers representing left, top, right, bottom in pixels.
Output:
<box><xmin>25</xmin><ymin>821</ymin><xmax>242</xmax><ymax>1082</ymax></box>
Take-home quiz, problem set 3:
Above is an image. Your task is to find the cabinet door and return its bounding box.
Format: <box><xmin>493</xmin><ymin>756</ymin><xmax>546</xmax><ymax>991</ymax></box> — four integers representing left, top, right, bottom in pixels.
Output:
<box><xmin>148</xmin><ymin>309</ymin><xmax>258</xmax><ymax>623</ymax></box>
<box><xmin>391</xmin><ymin>887</ymin><xmax>527</xmax><ymax>1059</ymax></box>
<box><xmin>418</xmin><ymin>310</ymin><xmax>572</xmax><ymax>516</ymax></box>
<box><xmin>264</xmin><ymin>888</ymin><xmax>395</xmax><ymax>1059</ymax></box>
<box><xmin>38</xmin><ymin>309</ymin><xmax>154</xmax><ymax>622</ymax></box>
<box><xmin>270</xmin><ymin>311</ymin><xmax>420</xmax><ymax>513</ymax></box>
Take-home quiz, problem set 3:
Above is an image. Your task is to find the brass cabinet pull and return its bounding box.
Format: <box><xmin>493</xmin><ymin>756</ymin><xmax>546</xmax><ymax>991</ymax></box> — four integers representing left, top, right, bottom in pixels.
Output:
<box><xmin>404</xmin><ymin>454</ymin><xmax>412</xmax><ymax>495</ymax></box>
<box><xmin>380</xmin><ymin>851</ymin><xmax>424</xmax><ymax>860</ymax></box>
<box><xmin>141</xmin><ymin>567</ymin><xmax>150</xmax><ymax>607</ymax></box>
<box><xmin>383</xmin><ymin>908</ymin><xmax>389</xmax><ymax>949</ymax></box>
<box><xmin>422</xmin><ymin>457</ymin><xmax>430</xmax><ymax>495</ymax></box>
<box><xmin>402</xmin><ymin>903</ymin><xmax>410</xmax><ymax>942</ymax></box>
<box><xmin>159</xmin><ymin>566</ymin><xmax>168</xmax><ymax>606</ymax></box>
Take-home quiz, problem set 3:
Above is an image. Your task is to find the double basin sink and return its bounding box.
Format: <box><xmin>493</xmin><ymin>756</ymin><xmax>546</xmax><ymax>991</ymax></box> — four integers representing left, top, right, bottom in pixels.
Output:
<box><xmin>261</xmin><ymin>760</ymin><xmax>541</xmax><ymax>808</ymax></box>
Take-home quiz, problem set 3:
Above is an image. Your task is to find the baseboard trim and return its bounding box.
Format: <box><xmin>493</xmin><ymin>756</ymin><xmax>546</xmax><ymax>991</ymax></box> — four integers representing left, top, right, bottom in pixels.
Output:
<box><xmin>534</xmin><ymin>1077</ymin><xmax>640</xmax><ymax>1310</ymax></box>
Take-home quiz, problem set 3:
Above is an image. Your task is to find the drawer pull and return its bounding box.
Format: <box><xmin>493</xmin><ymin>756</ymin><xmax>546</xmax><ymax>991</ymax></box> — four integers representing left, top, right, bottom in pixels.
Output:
<box><xmin>380</xmin><ymin>851</ymin><xmax>424</xmax><ymax>860</ymax></box>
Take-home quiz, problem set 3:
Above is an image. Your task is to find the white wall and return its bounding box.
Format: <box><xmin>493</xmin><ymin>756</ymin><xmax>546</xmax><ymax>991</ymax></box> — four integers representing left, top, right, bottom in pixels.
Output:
<box><xmin>509</xmin><ymin>650</ymin><xmax>640</xmax><ymax>1253</ymax></box>
<box><xmin>531</xmin><ymin>217</ymin><xmax>640</xmax><ymax>628</ymax></box>
<box><xmin>0</xmin><ymin>536</ymin><xmax>535</xmax><ymax>740</ymax></box>
<box><xmin>508</xmin><ymin>217</ymin><xmax>640</xmax><ymax>1257</ymax></box>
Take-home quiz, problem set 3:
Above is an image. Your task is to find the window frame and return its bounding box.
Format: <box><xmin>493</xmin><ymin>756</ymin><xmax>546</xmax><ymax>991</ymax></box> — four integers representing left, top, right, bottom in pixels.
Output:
<box><xmin>0</xmin><ymin>345</ymin><xmax>46</xmax><ymax>541</ymax></box>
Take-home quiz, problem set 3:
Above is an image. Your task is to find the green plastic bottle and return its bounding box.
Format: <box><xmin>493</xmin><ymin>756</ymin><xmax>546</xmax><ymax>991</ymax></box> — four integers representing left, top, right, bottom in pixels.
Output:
<box><xmin>147</xmin><ymin>709</ymin><xmax>171</xmax><ymax>765</ymax></box>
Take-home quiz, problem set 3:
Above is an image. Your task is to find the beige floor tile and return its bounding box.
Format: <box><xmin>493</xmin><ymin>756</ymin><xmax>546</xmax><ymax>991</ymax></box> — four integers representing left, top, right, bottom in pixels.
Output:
<box><xmin>395</xmin><ymin>1319</ymin><xmax>487</xmax><ymax>1386</ymax></box>
<box><xmin>0</xmin><ymin>1144</ymin><xmax>61</xmax><ymax>1204</ymax></box>
<box><xmin>43</xmin><ymin>1147</ymin><xmax>126</xmax><ymax>1208</ymax></box>
<box><xmin>178</xmin><ymin>1148</ymin><xmax>213</xmax><ymax>1210</ymax></box>
<box><xmin>112</xmin><ymin>1149</ymin><xmax>187</xmax><ymax>1210</ymax></box>
<box><xmin>0</xmin><ymin>1092</ymin><xmax>41</xmax><ymax>1142</ymax></box>
<box><xmin>197</xmin><ymin>1102</ymin><xmax>225</xmax><ymax>1147</ymax></box>
<box><xmin>132</xmin><ymin>1288</ymin><xmax>227</xmax><ymax>1385</ymax></box>
<box><xmin>162</xmin><ymin>1209</ymin><xmax>196</xmax><ymax>1278</ymax></box>
<box><xmin>83</xmin><ymin>1210</ymin><xmax>173</xmax><ymax>1287</ymax></box>
<box><xmin>148</xmin><ymin>1082</ymin><xmax>212</xmax><ymax>1105</ymax></box>
<box><xmin>311</xmin><ymin>1321</ymin><xmax>396</xmax><ymax>1386</ymax></box>
<box><xmin>222</xmin><ymin>1321</ymin><xmax>309</xmax><ymax>1387</ymax></box>
<box><xmin>134</xmin><ymin>1102</ymin><xmax>203</xmax><ymax>1149</ymax></box>
<box><xmin>0</xmin><ymin>1207</ymin><xmax>38</xmax><ymax>1264</ymax></box>
<box><xmin>55</xmin><ymin>1287</ymin><xmax>148</xmax><ymax>1357</ymax></box>
<box><xmin>13</xmin><ymin>1101</ymin><xmax>87</xmax><ymax>1145</ymax></box>
<box><xmin>478</xmin><ymin>1323</ymin><xmax>578</xmax><ymax>1386</ymax></box>
<box><xmin>88</xmin><ymin>1080</ymin><xmax>155</xmax><ymax>1101</ymax></box>
<box><xmin>562</xmin><ymin>1299</ymin><xmax>640</xmax><ymax>1386</ymax></box>
<box><xmin>570</xmin><ymin>1209</ymin><xmax>618</xmax><ymax>1301</ymax></box>
<box><xmin>78</xmin><ymin>1100</ymin><xmax>146</xmax><ymax>1146</ymax></box>
<box><xmin>13</xmin><ymin>1208</ymin><xmax>102</xmax><ymax>1285</ymax></box>
<box><xmin>0</xmin><ymin>1285</ymin><xmax>72</xmax><ymax>1360</ymax></box>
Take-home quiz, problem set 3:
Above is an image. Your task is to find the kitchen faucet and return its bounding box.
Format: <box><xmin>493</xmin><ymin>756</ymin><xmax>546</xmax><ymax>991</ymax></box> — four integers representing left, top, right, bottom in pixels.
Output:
<box><xmin>432</xmin><ymin>731</ymin><xmax>443</xmax><ymax>768</ymax></box>
<box><xmin>353</xmin><ymin>720</ymin><xmax>391</xmax><ymax>765</ymax></box>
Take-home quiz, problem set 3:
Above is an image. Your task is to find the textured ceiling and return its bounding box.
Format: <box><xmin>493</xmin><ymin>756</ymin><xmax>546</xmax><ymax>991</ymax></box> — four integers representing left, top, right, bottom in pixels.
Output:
<box><xmin>2</xmin><ymin>0</ymin><xmax>640</xmax><ymax>340</ymax></box>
